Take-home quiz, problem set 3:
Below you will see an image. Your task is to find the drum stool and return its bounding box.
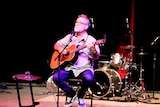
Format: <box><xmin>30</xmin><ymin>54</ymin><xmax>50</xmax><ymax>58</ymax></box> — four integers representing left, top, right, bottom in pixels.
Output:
<box><xmin>66</xmin><ymin>78</ymin><xmax>93</xmax><ymax>107</ymax></box>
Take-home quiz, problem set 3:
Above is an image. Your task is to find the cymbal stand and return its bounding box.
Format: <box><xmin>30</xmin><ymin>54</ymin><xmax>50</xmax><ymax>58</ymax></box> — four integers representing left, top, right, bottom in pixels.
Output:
<box><xmin>132</xmin><ymin>48</ymin><xmax>147</xmax><ymax>99</ymax></box>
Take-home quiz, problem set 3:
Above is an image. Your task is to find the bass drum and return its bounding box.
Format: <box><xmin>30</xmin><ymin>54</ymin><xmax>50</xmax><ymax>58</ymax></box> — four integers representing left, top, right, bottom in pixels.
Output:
<box><xmin>89</xmin><ymin>69</ymin><xmax>123</xmax><ymax>99</ymax></box>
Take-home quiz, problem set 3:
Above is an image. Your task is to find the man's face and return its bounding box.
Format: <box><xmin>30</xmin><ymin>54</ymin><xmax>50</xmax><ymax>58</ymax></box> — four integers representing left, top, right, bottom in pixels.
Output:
<box><xmin>74</xmin><ymin>17</ymin><xmax>89</xmax><ymax>33</ymax></box>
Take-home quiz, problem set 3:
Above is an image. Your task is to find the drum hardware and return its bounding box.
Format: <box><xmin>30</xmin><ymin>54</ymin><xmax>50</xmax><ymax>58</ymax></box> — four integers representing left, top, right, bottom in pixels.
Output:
<box><xmin>110</xmin><ymin>70</ymin><xmax>116</xmax><ymax>98</ymax></box>
<box><xmin>122</xmin><ymin>48</ymin><xmax>148</xmax><ymax>101</ymax></box>
<box><xmin>120</xmin><ymin>53</ymin><xmax>139</xmax><ymax>101</ymax></box>
<box><xmin>125</xmin><ymin>69</ymin><xmax>133</xmax><ymax>97</ymax></box>
<box><xmin>125</xmin><ymin>49</ymin><xmax>139</xmax><ymax>101</ymax></box>
<box><xmin>133</xmin><ymin>47</ymin><xmax>148</xmax><ymax>99</ymax></box>
<box><xmin>137</xmin><ymin>51</ymin><xmax>146</xmax><ymax>98</ymax></box>
<box><xmin>111</xmin><ymin>82</ymin><xmax>115</xmax><ymax>97</ymax></box>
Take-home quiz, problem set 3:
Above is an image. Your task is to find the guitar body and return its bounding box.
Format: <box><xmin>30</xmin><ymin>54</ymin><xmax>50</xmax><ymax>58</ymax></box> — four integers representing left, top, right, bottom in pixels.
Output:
<box><xmin>50</xmin><ymin>45</ymin><xmax>76</xmax><ymax>69</ymax></box>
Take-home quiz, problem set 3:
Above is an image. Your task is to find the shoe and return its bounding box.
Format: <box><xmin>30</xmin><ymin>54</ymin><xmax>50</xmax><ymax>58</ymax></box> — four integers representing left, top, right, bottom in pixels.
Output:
<box><xmin>64</xmin><ymin>101</ymin><xmax>72</xmax><ymax>107</ymax></box>
<box><xmin>78</xmin><ymin>103</ymin><xmax>86</xmax><ymax>107</ymax></box>
<box><xmin>78</xmin><ymin>98</ymin><xmax>86</xmax><ymax>107</ymax></box>
<box><xmin>64</xmin><ymin>94</ymin><xmax>77</xmax><ymax>107</ymax></box>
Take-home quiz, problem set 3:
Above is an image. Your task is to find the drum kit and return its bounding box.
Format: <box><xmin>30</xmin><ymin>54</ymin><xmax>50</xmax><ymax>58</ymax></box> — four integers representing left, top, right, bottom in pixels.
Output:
<box><xmin>45</xmin><ymin>44</ymin><xmax>148</xmax><ymax>101</ymax></box>
<box><xmin>90</xmin><ymin>45</ymin><xmax>149</xmax><ymax>101</ymax></box>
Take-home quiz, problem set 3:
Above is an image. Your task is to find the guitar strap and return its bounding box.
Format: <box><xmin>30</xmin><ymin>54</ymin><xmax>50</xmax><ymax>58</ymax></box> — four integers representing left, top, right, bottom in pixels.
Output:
<box><xmin>84</xmin><ymin>35</ymin><xmax>95</xmax><ymax>66</ymax></box>
<box><xmin>68</xmin><ymin>34</ymin><xmax>89</xmax><ymax>65</ymax></box>
<box><xmin>78</xmin><ymin>34</ymin><xmax>94</xmax><ymax>66</ymax></box>
<box><xmin>84</xmin><ymin>34</ymin><xmax>89</xmax><ymax>42</ymax></box>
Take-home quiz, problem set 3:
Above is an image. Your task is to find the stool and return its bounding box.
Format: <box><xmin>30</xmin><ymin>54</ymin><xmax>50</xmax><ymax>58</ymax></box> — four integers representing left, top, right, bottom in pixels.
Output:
<box><xmin>12</xmin><ymin>74</ymin><xmax>41</xmax><ymax>107</ymax></box>
<box><xmin>66</xmin><ymin>78</ymin><xmax>93</xmax><ymax>107</ymax></box>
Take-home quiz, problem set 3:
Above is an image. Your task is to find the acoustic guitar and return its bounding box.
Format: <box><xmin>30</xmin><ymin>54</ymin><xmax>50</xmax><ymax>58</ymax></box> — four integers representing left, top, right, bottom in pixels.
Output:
<box><xmin>50</xmin><ymin>38</ymin><xmax>106</xmax><ymax>69</ymax></box>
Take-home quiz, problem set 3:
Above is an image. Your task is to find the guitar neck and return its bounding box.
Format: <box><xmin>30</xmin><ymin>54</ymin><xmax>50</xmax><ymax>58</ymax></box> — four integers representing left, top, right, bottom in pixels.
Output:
<box><xmin>69</xmin><ymin>37</ymin><xmax>106</xmax><ymax>54</ymax></box>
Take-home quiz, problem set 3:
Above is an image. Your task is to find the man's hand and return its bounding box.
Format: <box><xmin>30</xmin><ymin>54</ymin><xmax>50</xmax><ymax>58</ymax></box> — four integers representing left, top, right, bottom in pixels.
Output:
<box><xmin>89</xmin><ymin>46</ymin><xmax>97</xmax><ymax>54</ymax></box>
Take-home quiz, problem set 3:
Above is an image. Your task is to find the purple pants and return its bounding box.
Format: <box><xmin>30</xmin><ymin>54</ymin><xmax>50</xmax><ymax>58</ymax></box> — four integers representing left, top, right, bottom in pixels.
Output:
<box><xmin>52</xmin><ymin>69</ymin><xmax>94</xmax><ymax>98</ymax></box>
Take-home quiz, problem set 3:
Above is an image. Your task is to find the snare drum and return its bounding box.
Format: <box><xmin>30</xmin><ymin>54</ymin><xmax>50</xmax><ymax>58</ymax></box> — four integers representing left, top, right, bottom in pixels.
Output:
<box><xmin>98</xmin><ymin>61</ymin><xmax>110</xmax><ymax>70</ymax></box>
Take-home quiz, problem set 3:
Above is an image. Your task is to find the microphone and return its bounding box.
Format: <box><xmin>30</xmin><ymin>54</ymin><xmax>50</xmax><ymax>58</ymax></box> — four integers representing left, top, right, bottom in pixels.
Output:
<box><xmin>151</xmin><ymin>36</ymin><xmax>160</xmax><ymax>45</ymax></box>
<box><xmin>69</xmin><ymin>31</ymin><xmax>76</xmax><ymax>40</ymax></box>
<box><xmin>90</xmin><ymin>17</ymin><xmax>94</xmax><ymax>29</ymax></box>
<box><xmin>71</xmin><ymin>31</ymin><xmax>76</xmax><ymax>36</ymax></box>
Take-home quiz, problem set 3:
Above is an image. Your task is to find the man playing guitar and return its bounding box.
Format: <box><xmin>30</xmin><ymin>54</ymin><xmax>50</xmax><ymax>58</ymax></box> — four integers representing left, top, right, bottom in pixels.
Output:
<box><xmin>50</xmin><ymin>14</ymin><xmax>105</xmax><ymax>107</ymax></box>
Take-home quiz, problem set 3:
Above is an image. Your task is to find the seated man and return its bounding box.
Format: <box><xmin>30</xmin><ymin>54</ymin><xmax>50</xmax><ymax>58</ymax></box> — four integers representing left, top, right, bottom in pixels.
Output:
<box><xmin>51</xmin><ymin>14</ymin><xmax>101</xmax><ymax>107</ymax></box>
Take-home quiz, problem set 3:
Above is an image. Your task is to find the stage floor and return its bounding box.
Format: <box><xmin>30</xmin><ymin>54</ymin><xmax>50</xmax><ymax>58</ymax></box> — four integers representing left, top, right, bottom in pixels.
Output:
<box><xmin>0</xmin><ymin>82</ymin><xmax>160</xmax><ymax>107</ymax></box>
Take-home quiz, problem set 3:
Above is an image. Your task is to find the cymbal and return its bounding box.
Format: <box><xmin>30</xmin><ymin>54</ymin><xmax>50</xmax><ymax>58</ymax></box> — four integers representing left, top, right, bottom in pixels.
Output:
<box><xmin>120</xmin><ymin>45</ymin><xmax>136</xmax><ymax>49</ymax></box>
<box><xmin>12</xmin><ymin>74</ymin><xmax>41</xmax><ymax>81</ymax></box>
<box><xmin>137</xmin><ymin>52</ymin><xmax>148</xmax><ymax>56</ymax></box>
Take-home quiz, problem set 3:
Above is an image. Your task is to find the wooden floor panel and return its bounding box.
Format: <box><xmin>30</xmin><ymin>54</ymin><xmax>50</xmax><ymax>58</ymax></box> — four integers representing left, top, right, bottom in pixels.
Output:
<box><xmin>0</xmin><ymin>83</ymin><xmax>160</xmax><ymax>107</ymax></box>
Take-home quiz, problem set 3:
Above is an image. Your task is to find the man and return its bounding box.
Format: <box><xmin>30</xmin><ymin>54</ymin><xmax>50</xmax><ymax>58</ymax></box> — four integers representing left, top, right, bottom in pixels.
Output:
<box><xmin>51</xmin><ymin>14</ymin><xmax>101</xmax><ymax>107</ymax></box>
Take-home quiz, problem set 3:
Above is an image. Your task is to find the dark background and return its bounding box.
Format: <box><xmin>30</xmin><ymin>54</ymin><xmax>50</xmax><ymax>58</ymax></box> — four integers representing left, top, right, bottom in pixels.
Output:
<box><xmin>1</xmin><ymin>0</ymin><xmax>160</xmax><ymax>91</ymax></box>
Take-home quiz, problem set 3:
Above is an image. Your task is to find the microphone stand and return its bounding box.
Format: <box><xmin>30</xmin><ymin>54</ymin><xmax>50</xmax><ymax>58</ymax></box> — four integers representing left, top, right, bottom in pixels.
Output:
<box><xmin>151</xmin><ymin>53</ymin><xmax>158</xmax><ymax>99</ymax></box>
<box><xmin>149</xmin><ymin>36</ymin><xmax>159</xmax><ymax>100</ymax></box>
<box><xmin>55</xmin><ymin>32</ymin><xmax>74</xmax><ymax>107</ymax></box>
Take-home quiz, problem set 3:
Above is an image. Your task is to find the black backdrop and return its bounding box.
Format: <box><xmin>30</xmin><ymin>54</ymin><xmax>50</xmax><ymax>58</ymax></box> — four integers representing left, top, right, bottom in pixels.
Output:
<box><xmin>1</xmin><ymin>0</ymin><xmax>160</xmax><ymax>91</ymax></box>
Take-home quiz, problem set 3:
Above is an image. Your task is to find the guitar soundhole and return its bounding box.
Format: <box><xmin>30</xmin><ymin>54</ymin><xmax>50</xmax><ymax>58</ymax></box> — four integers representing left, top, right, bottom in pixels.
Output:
<box><xmin>63</xmin><ymin>52</ymin><xmax>70</xmax><ymax>57</ymax></box>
